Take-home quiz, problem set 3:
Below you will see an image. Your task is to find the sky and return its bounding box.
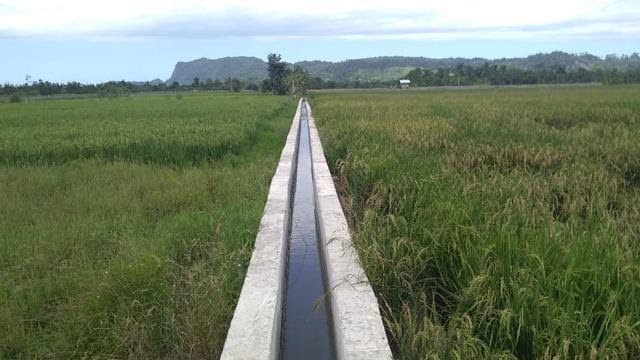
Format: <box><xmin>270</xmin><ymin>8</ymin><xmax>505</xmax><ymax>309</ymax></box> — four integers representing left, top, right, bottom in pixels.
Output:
<box><xmin>0</xmin><ymin>0</ymin><xmax>638</xmax><ymax>83</ymax></box>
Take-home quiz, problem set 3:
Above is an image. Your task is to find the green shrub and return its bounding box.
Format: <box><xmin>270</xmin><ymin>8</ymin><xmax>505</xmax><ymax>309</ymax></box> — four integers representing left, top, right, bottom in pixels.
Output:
<box><xmin>8</xmin><ymin>94</ymin><xmax>22</xmax><ymax>103</ymax></box>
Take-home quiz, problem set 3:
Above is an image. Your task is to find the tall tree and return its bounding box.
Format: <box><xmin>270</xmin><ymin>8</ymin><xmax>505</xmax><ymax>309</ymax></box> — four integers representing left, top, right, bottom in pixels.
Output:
<box><xmin>224</xmin><ymin>77</ymin><xmax>232</xmax><ymax>92</ymax></box>
<box><xmin>267</xmin><ymin>53</ymin><xmax>287</xmax><ymax>95</ymax></box>
<box><xmin>230</xmin><ymin>78</ymin><xmax>241</xmax><ymax>92</ymax></box>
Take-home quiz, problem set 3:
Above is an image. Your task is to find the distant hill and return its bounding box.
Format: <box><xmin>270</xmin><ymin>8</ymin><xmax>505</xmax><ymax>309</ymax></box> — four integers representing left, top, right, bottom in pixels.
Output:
<box><xmin>296</xmin><ymin>56</ymin><xmax>488</xmax><ymax>82</ymax></box>
<box><xmin>495</xmin><ymin>52</ymin><xmax>640</xmax><ymax>71</ymax></box>
<box><xmin>166</xmin><ymin>52</ymin><xmax>640</xmax><ymax>84</ymax></box>
<box><xmin>166</xmin><ymin>57</ymin><xmax>267</xmax><ymax>85</ymax></box>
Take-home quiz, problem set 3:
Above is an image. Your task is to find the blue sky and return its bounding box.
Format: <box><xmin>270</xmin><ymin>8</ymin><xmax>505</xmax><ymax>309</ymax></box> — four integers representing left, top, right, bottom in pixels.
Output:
<box><xmin>1</xmin><ymin>0</ymin><xmax>638</xmax><ymax>84</ymax></box>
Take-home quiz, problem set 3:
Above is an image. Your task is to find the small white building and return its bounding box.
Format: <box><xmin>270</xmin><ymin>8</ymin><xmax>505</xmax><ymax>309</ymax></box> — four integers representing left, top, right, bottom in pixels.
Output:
<box><xmin>399</xmin><ymin>79</ymin><xmax>411</xmax><ymax>89</ymax></box>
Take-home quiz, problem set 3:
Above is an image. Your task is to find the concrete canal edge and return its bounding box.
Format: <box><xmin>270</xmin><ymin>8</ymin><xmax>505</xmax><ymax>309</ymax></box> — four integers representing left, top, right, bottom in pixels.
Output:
<box><xmin>220</xmin><ymin>99</ymin><xmax>302</xmax><ymax>360</ymax></box>
<box><xmin>306</xmin><ymin>101</ymin><xmax>392</xmax><ymax>359</ymax></box>
<box><xmin>221</xmin><ymin>99</ymin><xmax>392</xmax><ymax>359</ymax></box>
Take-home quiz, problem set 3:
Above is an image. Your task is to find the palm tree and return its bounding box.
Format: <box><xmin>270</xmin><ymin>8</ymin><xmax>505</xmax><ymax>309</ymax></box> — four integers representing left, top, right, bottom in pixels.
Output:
<box><xmin>285</xmin><ymin>66</ymin><xmax>310</xmax><ymax>97</ymax></box>
<box><xmin>284</xmin><ymin>71</ymin><xmax>296</xmax><ymax>96</ymax></box>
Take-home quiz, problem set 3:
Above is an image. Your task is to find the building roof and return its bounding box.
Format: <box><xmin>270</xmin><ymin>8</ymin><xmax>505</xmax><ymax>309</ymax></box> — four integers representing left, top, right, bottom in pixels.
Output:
<box><xmin>399</xmin><ymin>79</ymin><xmax>411</xmax><ymax>84</ymax></box>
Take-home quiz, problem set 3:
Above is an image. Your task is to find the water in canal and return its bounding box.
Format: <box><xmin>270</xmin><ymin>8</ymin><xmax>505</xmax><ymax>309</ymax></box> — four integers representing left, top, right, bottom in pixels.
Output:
<box><xmin>281</xmin><ymin>101</ymin><xmax>335</xmax><ymax>359</ymax></box>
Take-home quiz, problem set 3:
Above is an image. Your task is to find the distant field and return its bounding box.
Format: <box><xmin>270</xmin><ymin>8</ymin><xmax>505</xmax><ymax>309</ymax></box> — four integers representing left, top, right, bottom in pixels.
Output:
<box><xmin>0</xmin><ymin>94</ymin><xmax>295</xmax><ymax>358</ymax></box>
<box><xmin>309</xmin><ymin>85</ymin><xmax>640</xmax><ymax>359</ymax></box>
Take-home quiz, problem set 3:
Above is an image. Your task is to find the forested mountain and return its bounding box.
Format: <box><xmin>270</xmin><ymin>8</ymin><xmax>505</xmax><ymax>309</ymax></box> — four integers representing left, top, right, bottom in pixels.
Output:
<box><xmin>296</xmin><ymin>56</ymin><xmax>488</xmax><ymax>82</ymax></box>
<box><xmin>166</xmin><ymin>52</ymin><xmax>640</xmax><ymax>84</ymax></box>
<box><xmin>498</xmin><ymin>52</ymin><xmax>640</xmax><ymax>71</ymax></box>
<box><xmin>166</xmin><ymin>56</ymin><xmax>267</xmax><ymax>85</ymax></box>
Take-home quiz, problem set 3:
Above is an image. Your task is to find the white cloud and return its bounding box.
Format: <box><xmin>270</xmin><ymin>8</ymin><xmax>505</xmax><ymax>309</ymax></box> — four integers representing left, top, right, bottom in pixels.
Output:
<box><xmin>0</xmin><ymin>0</ymin><xmax>638</xmax><ymax>40</ymax></box>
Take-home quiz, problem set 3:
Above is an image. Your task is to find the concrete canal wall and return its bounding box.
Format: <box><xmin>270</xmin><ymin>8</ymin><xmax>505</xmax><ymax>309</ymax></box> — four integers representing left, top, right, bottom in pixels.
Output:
<box><xmin>306</xmin><ymin>102</ymin><xmax>392</xmax><ymax>360</ymax></box>
<box><xmin>220</xmin><ymin>99</ymin><xmax>302</xmax><ymax>360</ymax></box>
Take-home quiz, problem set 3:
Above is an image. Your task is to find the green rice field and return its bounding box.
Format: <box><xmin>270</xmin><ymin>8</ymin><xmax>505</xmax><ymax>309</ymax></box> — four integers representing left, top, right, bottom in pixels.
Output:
<box><xmin>0</xmin><ymin>93</ymin><xmax>295</xmax><ymax>358</ymax></box>
<box><xmin>309</xmin><ymin>85</ymin><xmax>640</xmax><ymax>359</ymax></box>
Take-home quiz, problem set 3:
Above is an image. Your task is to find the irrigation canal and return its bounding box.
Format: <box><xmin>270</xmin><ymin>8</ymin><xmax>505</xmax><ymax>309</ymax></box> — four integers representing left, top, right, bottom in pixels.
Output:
<box><xmin>221</xmin><ymin>99</ymin><xmax>391</xmax><ymax>360</ymax></box>
<box><xmin>281</xmin><ymin>100</ymin><xmax>336</xmax><ymax>359</ymax></box>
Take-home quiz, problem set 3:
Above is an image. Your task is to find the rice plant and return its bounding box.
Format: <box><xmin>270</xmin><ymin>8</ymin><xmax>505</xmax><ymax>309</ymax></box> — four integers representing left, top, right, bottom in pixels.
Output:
<box><xmin>0</xmin><ymin>93</ymin><xmax>288</xmax><ymax>166</ymax></box>
<box><xmin>0</xmin><ymin>93</ymin><xmax>295</xmax><ymax>358</ymax></box>
<box><xmin>309</xmin><ymin>84</ymin><xmax>640</xmax><ymax>359</ymax></box>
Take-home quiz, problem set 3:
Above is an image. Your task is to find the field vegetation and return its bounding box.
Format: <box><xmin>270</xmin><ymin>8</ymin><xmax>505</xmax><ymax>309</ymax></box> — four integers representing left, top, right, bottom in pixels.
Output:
<box><xmin>309</xmin><ymin>85</ymin><xmax>640</xmax><ymax>359</ymax></box>
<box><xmin>0</xmin><ymin>93</ymin><xmax>295</xmax><ymax>358</ymax></box>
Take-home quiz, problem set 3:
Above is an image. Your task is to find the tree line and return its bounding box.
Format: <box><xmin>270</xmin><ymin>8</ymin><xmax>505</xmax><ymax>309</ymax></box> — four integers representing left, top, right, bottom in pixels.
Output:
<box><xmin>0</xmin><ymin>78</ymin><xmax>259</xmax><ymax>99</ymax></box>
<box><xmin>403</xmin><ymin>63</ymin><xmax>640</xmax><ymax>87</ymax></box>
<box><xmin>0</xmin><ymin>76</ymin><xmax>388</xmax><ymax>102</ymax></box>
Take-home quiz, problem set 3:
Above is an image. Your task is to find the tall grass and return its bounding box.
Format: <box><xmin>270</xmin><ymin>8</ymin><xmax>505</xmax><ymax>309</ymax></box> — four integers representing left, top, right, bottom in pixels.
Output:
<box><xmin>309</xmin><ymin>85</ymin><xmax>640</xmax><ymax>359</ymax></box>
<box><xmin>0</xmin><ymin>93</ymin><xmax>295</xmax><ymax>358</ymax></box>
